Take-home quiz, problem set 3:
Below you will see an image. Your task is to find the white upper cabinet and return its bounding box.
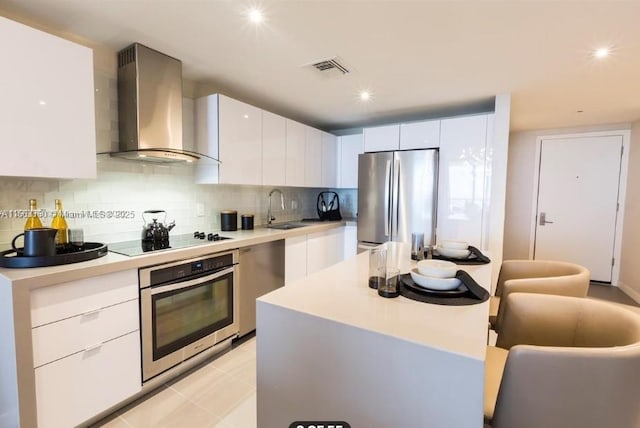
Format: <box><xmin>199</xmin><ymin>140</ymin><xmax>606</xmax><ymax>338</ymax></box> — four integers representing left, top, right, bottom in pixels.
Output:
<box><xmin>364</xmin><ymin>121</ymin><xmax>441</xmax><ymax>153</ymax></box>
<box><xmin>338</xmin><ymin>134</ymin><xmax>364</xmax><ymax>188</ymax></box>
<box><xmin>195</xmin><ymin>94</ymin><xmax>262</xmax><ymax>184</ymax></box>
<box><xmin>285</xmin><ymin>119</ymin><xmax>306</xmax><ymax>187</ymax></box>
<box><xmin>262</xmin><ymin>111</ymin><xmax>286</xmax><ymax>186</ymax></box>
<box><xmin>0</xmin><ymin>17</ymin><xmax>96</xmax><ymax>179</ymax></box>
<box><xmin>304</xmin><ymin>126</ymin><xmax>323</xmax><ymax>187</ymax></box>
<box><xmin>195</xmin><ymin>93</ymin><xmax>338</xmax><ymax>187</ymax></box>
<box><xmin>437</xmin><ymin>114</ymin><xmax>490</xmax><ymax>248</ymax></box>
<box><xmin>321</xmin><ymin>132</ymin><xmax>338</xmax><ymax>188</ymax></box>
<box><xmin>400</xmin><ymin>120</ymin><xmax>440</xmax><ymax>149</ymax></box>
<box><xmin>218</xmin><ymin>95</ymin><xmax>262</xmax><ymax>184</ymax></box>
<box><xmin>194</xmin><ymin>95</ymin><xmax>219</xmax><ymax>183</ymax></box>
<box><xmin>363</xmin><ymin>124</ymin><xmax>400</xmax><ymax>152</ymax></box>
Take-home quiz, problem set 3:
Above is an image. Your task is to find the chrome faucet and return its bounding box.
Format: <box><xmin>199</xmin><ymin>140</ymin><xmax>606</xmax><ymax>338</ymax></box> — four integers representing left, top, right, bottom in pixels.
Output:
<box><xmin>267</xmin><ymin>188</ymin><xmax>284</xmax><ymax>225</ymax></box>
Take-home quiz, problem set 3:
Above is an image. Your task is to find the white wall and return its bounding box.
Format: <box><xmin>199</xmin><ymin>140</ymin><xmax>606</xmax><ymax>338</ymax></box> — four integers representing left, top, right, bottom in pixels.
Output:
<box><xmin>618</xmin><ymin>120</ymin><xmax>640</xmax><ymax>300</ymax></box>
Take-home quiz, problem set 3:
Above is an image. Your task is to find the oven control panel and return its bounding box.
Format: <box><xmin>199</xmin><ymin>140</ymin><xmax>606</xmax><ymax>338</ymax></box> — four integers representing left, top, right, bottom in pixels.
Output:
<box><xmin>145</xmin><ymin>252</ymin><xmax>235</xmax><ymax>287</ymax></box>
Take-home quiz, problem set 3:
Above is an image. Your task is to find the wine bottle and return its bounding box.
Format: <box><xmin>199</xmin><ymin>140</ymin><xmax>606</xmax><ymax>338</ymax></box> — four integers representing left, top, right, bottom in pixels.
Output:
<box><xmin>51</xmin><ymin>199</ymin><xmax>68</xmax><ymax>245</ymax></box>
<box><xmin>24</xmin><ymin>199</ymin><xmax>43</xmax><ymax>230</ymax></box>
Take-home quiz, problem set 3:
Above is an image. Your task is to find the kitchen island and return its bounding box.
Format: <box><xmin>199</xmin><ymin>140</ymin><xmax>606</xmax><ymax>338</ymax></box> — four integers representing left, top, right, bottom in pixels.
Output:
<box><xmin>0</xmin><ymin>220</ymin><xmax>349</xmax><ymax>428</ymax></box>
<box><xmin>256</xmin><ymin>244</ymin><xmax>491</xmax><ymax>428</ymax></box>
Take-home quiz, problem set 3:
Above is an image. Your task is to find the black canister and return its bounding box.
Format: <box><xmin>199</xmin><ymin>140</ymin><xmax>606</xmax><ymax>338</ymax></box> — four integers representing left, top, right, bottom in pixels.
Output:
<box><xmin>241</xmin><ymin>214</ymin><xmax>254</xmax><ymax>230</ymax></box>
<box><xmin>221</xmin><ymin>210</ymin><xmax>238</xmax><ymax>231</ymax></box>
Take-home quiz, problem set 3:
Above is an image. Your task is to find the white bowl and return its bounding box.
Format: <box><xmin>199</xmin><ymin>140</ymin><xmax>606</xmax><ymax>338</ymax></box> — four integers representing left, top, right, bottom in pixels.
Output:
<box><xmin>416</xmin><ymin>259</ymin><xmax>457</xmax><ymax>278</ymax></box>
<box><xmin>436</xmin><ymin>247</ymin><xmax>471</xmax><ymax>259</ymax></box>
<box><xmin>410</xmin><ymin>268</ymin><xmax>462</xmax><ymax>290</ymax></box>
<box><xmin>441</xmin><ymin>240</ymin><xmax>469</xmax><ymax>250</ymax></box>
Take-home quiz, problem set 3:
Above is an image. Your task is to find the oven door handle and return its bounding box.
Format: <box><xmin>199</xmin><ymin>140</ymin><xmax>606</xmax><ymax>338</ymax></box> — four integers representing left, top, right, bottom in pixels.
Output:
<box><xmin>148</xmin><ymin>266</ymin><xmax>235</xmax><ymax>295</ymax></box>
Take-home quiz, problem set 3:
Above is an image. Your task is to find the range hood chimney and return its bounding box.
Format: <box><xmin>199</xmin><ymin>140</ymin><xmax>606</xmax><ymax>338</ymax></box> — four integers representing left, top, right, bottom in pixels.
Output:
<box><xmin>114</xmin><ymin>43</ymin><xmax>199</xmax><ymax>162</ymax></box>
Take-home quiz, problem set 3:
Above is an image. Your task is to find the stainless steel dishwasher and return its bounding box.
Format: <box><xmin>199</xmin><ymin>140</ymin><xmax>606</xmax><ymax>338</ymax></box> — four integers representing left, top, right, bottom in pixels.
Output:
<box><xmin>238</xmin><ymin>240</ymin><xmax>285</xmax><ymax>336</ymax></box>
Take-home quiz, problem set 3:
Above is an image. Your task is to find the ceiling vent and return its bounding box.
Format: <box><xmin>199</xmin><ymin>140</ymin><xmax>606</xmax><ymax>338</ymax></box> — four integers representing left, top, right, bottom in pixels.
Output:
<box><xmin>309</xmin><ymin>57</ymin><xmax>350</xmax><ymax>75</ymax></box>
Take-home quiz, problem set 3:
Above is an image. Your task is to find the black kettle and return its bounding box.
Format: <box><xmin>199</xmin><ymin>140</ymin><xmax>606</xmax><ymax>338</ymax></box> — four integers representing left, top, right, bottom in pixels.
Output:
<box><xmin>141</xmin><ymin>210</ymin><xmax>176</xmax><ymax>242</ymax></box>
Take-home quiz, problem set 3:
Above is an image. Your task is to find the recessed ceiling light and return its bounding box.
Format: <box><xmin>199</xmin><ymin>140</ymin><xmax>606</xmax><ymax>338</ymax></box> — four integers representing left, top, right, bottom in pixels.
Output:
<box><xmin>248</xmin><ymin>7</ymin><xmax>264</xmax><ymax>24</ymax></box>
<box><xmin>593</xmin><ymin>47</ymin><xmax>610</xmax><ymax>59</ymax></box>
<box><xmin>359</xmin><ymin>90</ymin><xmax>371</xmax><ymax>102</ymax></box>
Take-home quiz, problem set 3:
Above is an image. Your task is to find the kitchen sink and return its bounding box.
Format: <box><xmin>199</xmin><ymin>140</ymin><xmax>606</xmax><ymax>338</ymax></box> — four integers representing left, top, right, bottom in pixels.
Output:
<box><xmin>268</xmin><ymin>222</ymin><xmax>310</xmax><ymax>230</ymax></box>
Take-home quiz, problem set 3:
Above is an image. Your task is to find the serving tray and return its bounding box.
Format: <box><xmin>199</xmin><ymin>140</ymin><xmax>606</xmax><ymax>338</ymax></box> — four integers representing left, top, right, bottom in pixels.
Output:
<box><xmin>0</xmin><ymin>243</ymin><xmax>108</xmax><ymax>269</ymax></box>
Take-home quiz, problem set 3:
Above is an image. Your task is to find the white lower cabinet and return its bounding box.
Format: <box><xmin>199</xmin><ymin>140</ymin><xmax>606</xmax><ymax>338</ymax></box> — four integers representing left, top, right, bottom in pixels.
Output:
<box><xmin>343</xmin><ymin>224</ymin><xmax>358</xmax><ymax>259</ymax></box>
<box><xmin>307</xmin><ymin>228</ymin><xmax>344</xmax><ymax>275</ymax></box>
<box><xmin>285</xmin><ymin>235</ymin><xmax>308</xmax><ymax>285</ymax></box>
<box><xmin>286</xmin><ymin>227</ymin><xmax>347</xmax><ymax>283</ymax></box>
<box><xmin>30</xmin><ymin>270</ymin><xmax>141</xmax><ymax>428</ymax></box>
<box><xmin>34</xmin><ymin>332</ymin><xmax>141</xmax><ymax>428</ymax></box>
<box><xmin>32</xmin><ymin>299</ymin><xmax>139</xmax><ymax>368</ymax></box>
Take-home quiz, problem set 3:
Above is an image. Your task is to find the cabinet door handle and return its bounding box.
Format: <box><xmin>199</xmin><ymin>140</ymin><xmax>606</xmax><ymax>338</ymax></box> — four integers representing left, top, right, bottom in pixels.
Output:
<box><xmin>84</xmin><ymin>342</ymin><xmax>103</xmax><ymax>353</ymax></box>
<box><xmin>81</xmin><ymin>308</ymin><xmax>101</xmax><ymax>318</ymax></box>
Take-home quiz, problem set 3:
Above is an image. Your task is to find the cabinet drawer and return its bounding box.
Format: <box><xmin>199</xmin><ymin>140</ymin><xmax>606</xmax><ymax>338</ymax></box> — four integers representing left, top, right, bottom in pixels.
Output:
<box><xmin>35</xmin><ymin>331</ymin><xmax>141</xmax><ymax>428</ymax></box>
<box><xmin>31</xmin><ymin>269</ymin><xmax>138</xmax><ymax>327</ymax></box>
<box><xmin>32</xmin><ymin>299</ymin><xmax>139</xmax><ymax>367</ymax></box>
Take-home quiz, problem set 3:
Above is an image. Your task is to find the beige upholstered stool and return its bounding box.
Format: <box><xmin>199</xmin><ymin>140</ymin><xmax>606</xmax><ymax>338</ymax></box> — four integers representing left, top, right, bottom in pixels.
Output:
<box><xmin>489</xmin><ymin>259</ymin><xmax>590</xmax><ymax>332</ymax></box>
<box><xmin>484</xmin><ymin>293</ymin><xmax>640</xmax><ymax>428</ymax></box>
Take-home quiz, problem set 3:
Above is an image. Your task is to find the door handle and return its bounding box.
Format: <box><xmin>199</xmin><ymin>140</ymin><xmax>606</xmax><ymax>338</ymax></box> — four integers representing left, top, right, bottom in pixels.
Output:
<box><xmin>393</xmin><ymin>159</ymin><xmax>400</xmax><ymax>236</ymax></box>
<box><xmin>384</xmin><ymin>160</ymin><xmax>391</xmax><ymax>237</ymax></box>
<box><xmin>539</xmin><ymin>212</ymin><xmax>554</xmax><ymax>226</ymax></box>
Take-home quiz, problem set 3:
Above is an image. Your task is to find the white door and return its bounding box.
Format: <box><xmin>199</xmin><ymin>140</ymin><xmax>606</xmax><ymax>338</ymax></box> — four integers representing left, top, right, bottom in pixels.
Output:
<box><xmin>534</xmin><ymin>135</ymin><xmax>623</xmax><ymax>282</ymax></box>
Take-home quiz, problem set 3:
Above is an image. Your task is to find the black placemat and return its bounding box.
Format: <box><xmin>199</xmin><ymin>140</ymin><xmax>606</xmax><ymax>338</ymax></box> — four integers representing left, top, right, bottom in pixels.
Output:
<box><xmin>431</xmin><ymin>245</ymin><xmax>491</xmax><ymax>265</ymax></box>
<box><xmin>399</xmin><ymin>270</ymin><xmax>489</xmax><ymax>306</ymax></box>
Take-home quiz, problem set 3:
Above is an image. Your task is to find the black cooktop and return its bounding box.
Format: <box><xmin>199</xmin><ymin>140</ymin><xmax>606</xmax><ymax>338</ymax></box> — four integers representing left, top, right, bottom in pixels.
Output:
<box><xmin>108</xmin><ymin>232</ymin><xmax>231</xmax><ymax>257</ymax></box>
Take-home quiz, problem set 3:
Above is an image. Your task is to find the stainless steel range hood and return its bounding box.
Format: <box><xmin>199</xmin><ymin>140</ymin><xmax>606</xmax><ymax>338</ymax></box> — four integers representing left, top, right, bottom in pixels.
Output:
<box><xmin>114</xmin><ymin>43</ymin><xmax>199</xmax><ymax>162</ymax></box>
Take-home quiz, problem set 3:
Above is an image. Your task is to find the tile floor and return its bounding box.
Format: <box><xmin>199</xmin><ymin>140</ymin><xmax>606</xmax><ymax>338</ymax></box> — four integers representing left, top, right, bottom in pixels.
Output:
<box><xmin>588</xmin><ymin>282</ymin><xmax>639</xmax><ymax>307</ymax></box>
<box><xmin>94</xmin><ymin>283</ymin><xmax>639</xmax><ymax>428</ymax></box>
<box><xmin>94</xmin><ymin>336</ymin><xmax>257</xmax><ymax>428</ymax></box>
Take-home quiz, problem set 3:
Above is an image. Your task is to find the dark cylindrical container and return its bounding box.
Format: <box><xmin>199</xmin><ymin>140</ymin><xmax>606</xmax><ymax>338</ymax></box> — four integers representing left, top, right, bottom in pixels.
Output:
<box><xmin>241</xmin><ymin>214</ymin><xmax>254</xmax><ymax>230</ymax></box>
<box><xmin>221</xmin><ymin>210</ymin><xmax>237</xmax><ymax>231</ymax></box>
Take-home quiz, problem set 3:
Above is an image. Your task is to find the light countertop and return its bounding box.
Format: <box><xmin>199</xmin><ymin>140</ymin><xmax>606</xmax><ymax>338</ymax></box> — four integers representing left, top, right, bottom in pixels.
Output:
<box><xmin>259</xmin><ymin>242</ymin><xmax>491</xmax><ymax>361</ymax></box>
<box><xmin>0</xmin><ymin>220</ymin><xmax>349</xmax><ymax>289</ymax></box>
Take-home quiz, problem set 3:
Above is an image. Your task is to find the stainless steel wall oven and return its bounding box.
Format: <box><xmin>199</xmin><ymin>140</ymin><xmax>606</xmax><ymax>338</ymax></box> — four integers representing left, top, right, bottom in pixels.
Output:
<box><xmin>139</xmin><ymin>250</ymin><xmax>239</xmax><ymax>382</ymax></box>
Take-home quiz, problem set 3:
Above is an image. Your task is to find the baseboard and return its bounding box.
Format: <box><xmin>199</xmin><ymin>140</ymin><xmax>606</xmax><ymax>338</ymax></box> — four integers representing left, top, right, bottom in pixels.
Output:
<box><xmin>617</xmin><ymin>281</ymin><xmax>640</xmax><ymax>304</ymax></box>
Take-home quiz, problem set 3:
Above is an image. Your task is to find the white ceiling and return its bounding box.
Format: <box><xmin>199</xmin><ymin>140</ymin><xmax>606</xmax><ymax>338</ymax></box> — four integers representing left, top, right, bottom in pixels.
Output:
<box><xmin>2</xmin><ymin>0</ymin><xmax>640</xmax><ymax>132</ymax></box>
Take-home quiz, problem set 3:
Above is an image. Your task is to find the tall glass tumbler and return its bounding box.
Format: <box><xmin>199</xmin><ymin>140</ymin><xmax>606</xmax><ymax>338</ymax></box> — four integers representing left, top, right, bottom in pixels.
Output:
<box><xmin>368</xmin><ymin>245</ymin><xmax>387</xmax><ymax>289</ymax></box>
<box><xmin>379</xmin><ymin>267</ymin><xmax>400</xmax><ymax>298</ymax></box>
<box><xmin>411</xmin><ymin>232</ymin><xmax>425</xmax><ymax>261</ymax></box>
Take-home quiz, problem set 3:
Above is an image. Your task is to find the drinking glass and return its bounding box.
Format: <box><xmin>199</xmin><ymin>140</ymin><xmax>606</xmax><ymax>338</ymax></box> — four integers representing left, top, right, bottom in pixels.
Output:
<box><xmin>68</xmin><ymin>228</ymin><xmax>84</xmax><ymax>250</ymax></box>
<box><xmin>411</xmin><ymin>232</ymin><xmax>425</xmax><ymax>260</ymax></box>
<box><xmin>368</xmin><ymin>245</ymin><xmax>387</xmax><ymax>289</ymax></box>
<box><xmin>379</xmin><ymin>267</ymin><xmax>400</xmax><ymax>298</ymax></box>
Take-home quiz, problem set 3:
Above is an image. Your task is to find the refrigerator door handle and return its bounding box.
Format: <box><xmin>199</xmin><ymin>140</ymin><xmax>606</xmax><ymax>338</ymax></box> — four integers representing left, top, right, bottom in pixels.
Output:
<box><xmin>384</xmin><ymin>159</ymin><xmax>391</xmax><ymax>237</ymax></box>
<box><xmin>393</xmin><ymin>158</ymin><xmax>400</xmax><ymax>236</ymax></box>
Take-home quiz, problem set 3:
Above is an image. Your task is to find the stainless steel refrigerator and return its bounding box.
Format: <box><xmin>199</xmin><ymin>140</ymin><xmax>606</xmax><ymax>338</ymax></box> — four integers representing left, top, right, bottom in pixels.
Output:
<box><xmin>357</xmin><ymin>149</ymin><xmax>438</xmax><ymax>246</ymax></box>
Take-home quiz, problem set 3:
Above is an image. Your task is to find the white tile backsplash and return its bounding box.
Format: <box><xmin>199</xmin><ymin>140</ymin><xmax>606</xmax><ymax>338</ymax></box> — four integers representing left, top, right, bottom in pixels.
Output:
<box><xmin>0</xmin><ymin>158</ymin><xmax>357</xmax><ymax>247</ymax></box>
